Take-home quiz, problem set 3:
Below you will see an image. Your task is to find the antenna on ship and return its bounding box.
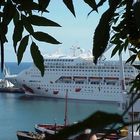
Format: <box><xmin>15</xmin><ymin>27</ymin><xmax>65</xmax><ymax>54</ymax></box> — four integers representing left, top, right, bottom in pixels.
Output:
<box><xmin>70</xmin><ymin>45</ymin><xmax>81</xmax><ymax>57</ymax></box>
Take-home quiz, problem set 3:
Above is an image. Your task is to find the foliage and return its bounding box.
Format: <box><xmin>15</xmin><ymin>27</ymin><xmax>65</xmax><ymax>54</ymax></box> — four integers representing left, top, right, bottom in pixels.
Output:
<box><xmin>0</xmin><ymin>0</ymin><xmax>61</xmax><ymax>75</ymax></box>
<box><xmin>1</xmin><ymin>0</ymin><xmax>140</xmax><ymax>139</ymax></box>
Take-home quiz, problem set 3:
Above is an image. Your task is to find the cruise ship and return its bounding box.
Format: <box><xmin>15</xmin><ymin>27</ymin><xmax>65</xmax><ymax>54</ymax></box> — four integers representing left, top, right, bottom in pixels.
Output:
<box><xmin>5</xmin><ymin>53</ymin><xmax>137</xmax><ymax>105</ymax></box>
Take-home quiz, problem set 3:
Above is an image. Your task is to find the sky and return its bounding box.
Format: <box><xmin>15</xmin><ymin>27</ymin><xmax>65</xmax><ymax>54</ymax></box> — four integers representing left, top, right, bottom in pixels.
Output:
<box><xmin>4</xmin><ymin>0</ymin><xmax>129</xmax><ymax>62</ymax></box>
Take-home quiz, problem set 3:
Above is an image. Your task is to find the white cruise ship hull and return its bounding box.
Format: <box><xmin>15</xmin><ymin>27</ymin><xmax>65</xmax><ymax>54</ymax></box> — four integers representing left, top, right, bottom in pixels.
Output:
<box><xmin>23</xmin><ymin>86</ymin><xmax>125</xmax><ymax>103</ymax></box>
<box><xmin>5</xmin><ymin>54</ymin><xmax>137</xmax><ymax>106</ymax></box>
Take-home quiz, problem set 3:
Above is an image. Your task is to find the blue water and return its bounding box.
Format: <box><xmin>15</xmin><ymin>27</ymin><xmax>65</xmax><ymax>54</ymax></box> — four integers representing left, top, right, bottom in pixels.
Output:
<box><xmin>0</xmin><ymin>63</ymin><xmax>121</xmax><ymax>140</ymax></box>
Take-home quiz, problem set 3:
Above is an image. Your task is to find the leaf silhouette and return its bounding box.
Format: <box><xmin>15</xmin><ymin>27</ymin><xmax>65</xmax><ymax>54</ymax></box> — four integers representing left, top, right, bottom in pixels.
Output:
<box><xmin>93</xmin><ymin>9</ymin><xmax>111</xmax><ymax>64</ymax></box>
<box><xmin>93</xmin><ymin>1</ymin><xmax>121</xmax><ymax>63</ymax></box>
<box><xmin>111</xmin><ymin>45</ymin><xmax>120</xmax><ymax>57</ymax></box>
<box><xmin>97</xmin><ymin>0</ymin><xmax>107</xmax><ymax>7</ymax></box>
<box><xmin>17</xmin><ymin>1</ymin><xmax>40</xmax><ymax>12</ymax></box>
<box><xmin>84</xmin><ymin>0</ymin><xmax>98</xmax><ymax>12</ymax></box>
<box><xmin>3</xmin><ymin>1</ymin><xmax>16</xmax><ymax>25</ymax></box>
<box><xmin>13</xmin><ymin>20</ymin><xmax>24</xmax><ymax>52</ymax></box>
<box><xmin>133</xmin><ymin>1</ymin><xmax>140</xmax><ymax>29</ymax></box>
<box><xmin>21</xmin><ymin>15</ymin><xmax>34</xmax><ymax>35</ymax></box>
<box><xmin>17</xmin><ymin>35</ymin><xmax>29</xmax><ymax>64</ymax></box>
<box><xmin>126</xmin><ymin>54</ymin><xmax>137</xmax><ymax>64</ymax></box>
<box><xmin>38</xmin><ymin>0</ymin><xmax>50</xmax><ymax>12</ymax></box>
<box><xmin>63</xmin><ymin>0</ymin><xmax>76</xmax><ymax>17</ymax></box>
<box><xmin>28</xmin><ymin>15</ymin><xmax>61</xmax><ymax>27</ymax></box>
<box><xmin>30</xmin><ymin>42</ymin><xmax>44</xmax><ymax>76</ymax></box>
<box><xmin>50</xmin><ymin>111</ymin><xmax>123</xmax><ymax>139</ymax></box>
<box><xmin>32</xmin><ymin>32</ymin><xmax>61</xmax><ymax>44</ymax></box>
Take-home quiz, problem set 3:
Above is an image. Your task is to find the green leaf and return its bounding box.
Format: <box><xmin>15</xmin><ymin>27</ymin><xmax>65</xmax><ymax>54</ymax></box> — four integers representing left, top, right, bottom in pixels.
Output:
<box><xmin>12</xmin><ymin>0</ymin><xmax>20</xmax><ymax>4</ymax></box>
<box><xmin>118</xmin><ymin>44</ymin><xmax>124</xmax><ymax>55</ymax></box>
<box><xmin>17</xmin><ymin>35</ymin><xmax>29</xmax><ymax>64</ymax></box>
<box><xmin>63</xmin><ymin>0</ymin><xmax>76</xmax><ymax>17</ymax></box>
<box><xmin>93</xmin><ymin>9</ymin><xmax>111</xmax><ymax>63</ymax></box>
<box><xmin>112</xmin><ymin>16</ymin><xmax>119</xmax><ymax>24</ymax></box>
<box><xmin>13</xmin><ymin>20</ymin><xmax>24</xmax><ymax>52</ymax></box>
<box><xmin>0</xmin><ymin>0</ymin><xmax>5</xmax><ymax>5</ymax></box>
<box><xmin>0</xmin><ymin>23</ymin><xmax>7</xmax><ymax>35</ymax></box>
<box><xmin>84</xmin><ymin>0</ymin><xmax>98</xmax><ymax>12</ymax></box>
<box><xmin>126</xmin><ymin>55</ymin><xmax>137</xmax><ymax>64</ymax></box>
<box><xmin>0</xmin><ymin>12</ymin><xmax>3</xmax><ymax>17</ymax></box>
<box><xmin>93</xmin><ymin>1</ymin><xmax>121</xmax><ymax>63</ymax></box>
<box><xmin>3</xmin><ymin>1</ymin><xmax>16</xmax><ymax>25</ymax></box>
<box><xmin>30</xmin><ymin>42</ymin><xmax>44</xmax><ymax>76</ymax></box>
<box><xmin>38</xmin><ymin>0</ymin><xmax>50</xmax><ymax>12</ymax></box>
<box><xmin>21</xmin><ymin>15</ymin><xmax>34</xmax><ymax>35</ymax></box>
<box><xmin>0</xmin><ymin>23</ymin><xmax>8</xmax><ymax>43</ymax></box>
<box><xmin>13</xmin><ymin>10</ymin><xmax>20</xmax><ymax>25</ymax></box>
<box><xmin>111</xmin><ymin>45</ymin><xmax>120</xmax><ymax>57</ymax></box>
<box><xmin>111</xmin><ymin>37</ymin><xmax>122</xmax><ymax>45</ymax></box>
<box><xmin>0</xmin><ymin>41</ymin><xmax>4</xmax><ymax>72</ymax></box>
<box><xmin>110</xmin><ymin>33</ymin><xmax>119</xmax><ymax>41</ymax></box>
<box><xmin>27</xmin><ymin>15</ymin><xmax>61</xmax><ymax>27</ymax></box>
<box><xmin>112</xmin><ymin>26</ymin><xmax>120</xmax><ymax>32</ymax></box>
<box><xmin>120</xmin><ymin>28</ymin><xmax>127</xmax><ymax>39</ymax></box>
<box><xmin>129</xmin><ymin>47</ymin><xmax>137</xmax><ymax>54</ymax></box>
<box><xmin>97</xmin><ymin>0</ymin><xmax>107</xmax><ymax>7</ymax></box>
<box><xmin>133</xmin><ymin>65</ymin><xmax>140</xmax><ymax>70</ymax></box>
<box><xmin>133</xmin><ymin>2</ymin><xmax>140</xmax><ymax>29</ymax></box>
<box><xmin>32</xmin><ymin>32</ymin><xmax>61</xmax><ymax>44</ymax></box>
<box><xmin>17</xmin><ymin>1</ymin><xmax>41</xmax><ymax>12</ymax></box>
<box><xmin>123</xmin><ymin>39</ymin><xmax>129</xmax><ymax>51</ymax></box>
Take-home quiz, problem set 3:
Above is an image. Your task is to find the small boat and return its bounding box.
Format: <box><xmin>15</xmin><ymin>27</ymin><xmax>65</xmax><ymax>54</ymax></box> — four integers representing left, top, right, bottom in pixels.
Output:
<box><xmin>35</xmin><ymin>90</ymin><xmax>69</xmax><ymax>135</ymax></box>
<box><xmin>17</xmin><ymin>131</ymin><xmax>45</xmax><ymax>140</ymax></box>
<box><xmin>35</xmin><ymin>123</ymin><xmax>65</xmax><ymax>135</ymax></box>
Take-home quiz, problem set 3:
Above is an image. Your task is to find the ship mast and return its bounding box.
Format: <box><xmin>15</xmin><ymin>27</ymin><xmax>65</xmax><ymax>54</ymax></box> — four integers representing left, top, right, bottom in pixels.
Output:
<box><xmin>119</xmin><ymin>53</ymin><xmax>126</xmax><ymax>91</ymax></box>
<box><xmin>70</xmin><ymin>45</ymin><xmax>81</xmax><ymax>57</ymax></box>
<box><xmin>64</xmin><ymin>89</ymin><xmax>68</xmax><ymax>126</ymax></box>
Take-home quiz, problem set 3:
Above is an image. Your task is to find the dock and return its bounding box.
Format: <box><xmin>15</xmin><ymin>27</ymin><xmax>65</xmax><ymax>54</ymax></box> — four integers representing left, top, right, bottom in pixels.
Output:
<box><xmin>0</xmin><ymin>78</ymin><xmax>24</xmax><ymax>94</ymax></box>
<box><xmin>0</xmin><ymin>87</ymin><xmax>24</xmax><ymax>93</ymax></box>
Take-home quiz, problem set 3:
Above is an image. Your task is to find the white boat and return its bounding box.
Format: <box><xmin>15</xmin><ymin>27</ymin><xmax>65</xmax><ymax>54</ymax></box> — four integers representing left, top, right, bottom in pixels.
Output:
<box><xmin>34</xmin><ymin>123</ymin><xmax>65</xmax><ymax>135</ymax></box>
<box><xmin>0</xmin><ymin>79</ymin><xmax>14</xmax><ymax>88</ymax></box>
<box><xmin>17</xmin><ymin>131</ymin><xmax>45</xmax><ymax>140</ymax></box>
<box><xmin>4</xmin><ymin>50</ymin><xmax>138</xmax><ymax>105</ymax></box>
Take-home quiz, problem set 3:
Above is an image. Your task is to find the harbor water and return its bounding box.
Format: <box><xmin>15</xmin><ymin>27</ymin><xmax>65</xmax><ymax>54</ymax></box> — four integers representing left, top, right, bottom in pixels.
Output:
<box><xmin>0</xmin><ymin>62</ymin><xmax>122</xmax><ymax>140</ymax></box>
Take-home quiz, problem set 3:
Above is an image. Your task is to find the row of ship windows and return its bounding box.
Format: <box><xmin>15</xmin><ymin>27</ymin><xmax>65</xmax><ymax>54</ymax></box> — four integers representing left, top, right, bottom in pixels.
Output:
<box><xmin>40</xmin><ymin>88</ymin><xmax>120</xmax><ymax>94</ymax></box>
<box><xmin>46</xmin><ymin>73</ymin><xmax>120</xmax><ymax>77</ymax></box>
<box><xmin>30</xmin><ymin>67</ymin><xmax>133</xmax><ymax>72</ymax></box>
<box><xmin>45</xmin><ymin>68</ymin><xmax>133</xmax><ymax>73</ymax></box>
<box><xmin>56</xmin><ymin>81</ymin><xmax>119</xmax><ymax>85</ymax></box>
<box><xmin>28</xmin><ymin>84</ymin><xmax>121</xmax><ymax>89</ymax></box>
<box><xmin>29</xmin><ymin>74</ymin><xmax>132</xmax><ymax>79</ymax></box>
<box><xmin>46</xmin><ymin>68</ymin><xmax>119</xmax><ymax>72</ymax></box>
<box><xmin>55</xmin><ymin>81</ymin><xmax>129</xmax><ymax>85</ymax></box>
<box><xmin>45</xmin><ymin>59</ymin><xmax>74</xmax><ymax>62</ymax></box>
<box><xmin>45</xmin><ymin>65</ymin><xmax>123</xmax><ymax>70</ymax></box>
<box><xmin>45</xmin><ymin>65</ymin><xmax>133</xmax><ymax>70</ymax></box>
<box><xmin>44</xmin><ymin>62</ymin><xmax>132</xmax><ymax>69</ymax></box>
<box><xmin>27</xmin><ymin>72</ymin><xmax>132</xmax><ymax>79</ymax></box>
<box><xmin>30</xmin><ymin>74</ymin><xmax>120</xmax><ymax>78</ymax></box>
